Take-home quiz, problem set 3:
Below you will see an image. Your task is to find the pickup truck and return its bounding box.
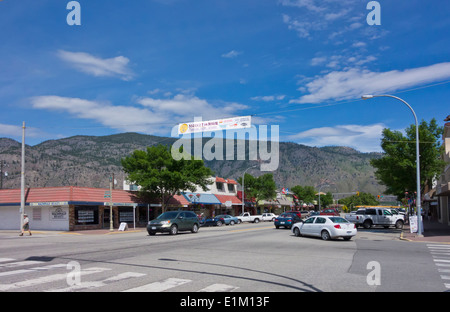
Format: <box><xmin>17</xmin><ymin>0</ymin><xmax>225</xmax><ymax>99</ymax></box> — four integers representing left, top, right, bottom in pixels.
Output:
<box><xmin>237</xmin><ymin>212</ymin><xmax>263</xmax><ymax>223</ymax></box>
<box><xmin>345</xmin><ymin>207</ymin><xmax>404</xmax><ymax>229</ymax></box>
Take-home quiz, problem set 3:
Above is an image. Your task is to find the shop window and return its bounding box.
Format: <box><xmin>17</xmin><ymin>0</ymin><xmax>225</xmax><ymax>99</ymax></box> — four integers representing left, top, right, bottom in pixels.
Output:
<box><xmin>75</xmin><ymin>206</ymin><xmax>99</xmax><ymax>225</ymax></box>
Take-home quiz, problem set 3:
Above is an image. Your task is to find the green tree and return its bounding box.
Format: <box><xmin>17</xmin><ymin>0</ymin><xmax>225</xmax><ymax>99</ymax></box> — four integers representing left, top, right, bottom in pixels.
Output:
<box><xmin>291</xmin><ymin>185</ymin><xmax>316</xmax><ymax>204</ymax></box>
<box><xmin>121</xmin><ymin>144</ymin><xmax>214</xmax><ymax>213</ymax></box>
<box><xmin>317</xmin><ymin>191</ymin><xmax>333</xmax><ymax>208</ymax></box>
<box><xmin>237</xmin><ymin>173</ymin><xmax>277</xmax><ymax>212</ymax></box>
<box><xmin>339</xmin><ymin>192</ymin><xmax>379</xmax><ymax>210</ymax></box>
<box><xmin>370</xmin><ymin>118</ymin><xmax>445</xmax><ymax>199</ymax></box>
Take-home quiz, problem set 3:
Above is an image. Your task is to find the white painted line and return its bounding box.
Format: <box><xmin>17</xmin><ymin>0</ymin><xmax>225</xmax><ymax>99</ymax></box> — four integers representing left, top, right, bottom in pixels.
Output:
<box><xmin>197</xmin><ymin>283</ymin><xmax>239</xmax><ymax>292</ymax></box>
<box><xmin>435</xmin><ymin>263</ymin><xmax>450</xmax><ymax>267</ymax></box>
<box><xmin>0</xmin><ymin>264</ymin><xmax>66</xmax><ymax>277</ymax></box>
<box><xmin>0</xmin><ymin>260</ymin><xmax>46</xmax><ymax>268</ymax></box>
<box><xmin>445</xmin><ymin>283</ymin><xmax>450</xmax><ymax>289</ymax></box>
<box><xmin>0</xmin><ymin>267</ymin><xmax>110</xmax><ymax>291</ymax></box>
<box><xmin>434</xmin><ymin>259</ymin><xmax>450</xmax><ymax>263</ymax></box>
<box><xmin>0</xmin><ymin>258</ymin><xmax>15</xmax><ymax>263</ymax></box>
<box><xmin>123</xmin><ymin>278</ymin><xmax>191</xmax><ymax>292</ymax></box>
<box><xmin>438</xmin><ymin>268</ymin><xmax>450</xmax><ymax>273</ymax></box>
<box><xmin>440</xmin><ymin>275</ymin><xmax>450</xmax><ymax>280</ymax></box>
<box><xmin>48</xmin><ymin>271</ymin><xmax>145</xmax><ymax>292</ymax></box>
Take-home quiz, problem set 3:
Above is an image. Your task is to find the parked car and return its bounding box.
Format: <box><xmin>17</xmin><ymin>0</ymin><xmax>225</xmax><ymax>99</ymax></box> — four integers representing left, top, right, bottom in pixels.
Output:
<box><xmin>309</xmin><ymin>211</ymin><xmax>320</xmax><ymax>217</ymax></box>
<box><xmin>345</xmin><ymin>207</ymin><xmax>404</xmax><ymax>229</ymax></box>
<box><xmin>216</xmin><ymin>214</ymin><xmax>239</xmax><ymax>225</ymax></box>
<box><xmin>319</xmin><ymin>208</ymin><xmax>340</xmax><ymax>216</ymax></box>
<box><xmin>200</xmin><ymin>216</ymin><xmax>226</xmax><ymax>227</ymax></box>
<box><xmin>261</xmin><ymin>213</ymin><xmax>278</xmax><ymax>221</ymax></box>
<box><xmin>285</xmin><ymin>211</ymin><xmax>302</xmax><ymax>218</ymax></box>
<box><xmin>292</xmin><ymin>216</ymin><xmax>357</xmax><ymax>241</ymax></box>
<box><xmin>274</xmin><ymin>212</ymin><xmax>303</xmax><ymax>229</ymax></box>
<box><xmin>237</xmin><ymin>212</ymin><xmax>262</xmax><ymax>223</ymax></box>
<box><xmin>300</xmin><ymin>210</ymin><xmax>311</xmax><ymax>218</ymax></box>
<box><xmin>147</xmin><ymin>211</ymin><xmax>200</xmax><ymax>235</ymax></box>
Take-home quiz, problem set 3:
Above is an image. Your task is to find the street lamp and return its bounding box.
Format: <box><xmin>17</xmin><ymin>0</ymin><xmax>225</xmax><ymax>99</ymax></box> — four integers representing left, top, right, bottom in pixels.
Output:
<box><xmin>242</xmin><ymin>164</ymin><xmax>258</xmax><ymax>215</ymax></box>
<box><xmin>362</xmin><ymin>94</ymin><xmax>423</xmax><ymax>236</ymax></box>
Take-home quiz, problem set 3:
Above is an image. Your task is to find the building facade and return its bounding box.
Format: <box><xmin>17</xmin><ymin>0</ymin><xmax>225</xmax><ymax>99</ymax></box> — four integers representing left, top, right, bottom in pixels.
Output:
<box><xmin>436</xmin><ymin>117</ymin><xmax>450</xmax><ymax>225</ymax></box>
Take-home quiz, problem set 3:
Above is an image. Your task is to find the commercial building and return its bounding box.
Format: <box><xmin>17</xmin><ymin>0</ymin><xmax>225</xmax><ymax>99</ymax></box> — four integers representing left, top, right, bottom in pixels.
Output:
<box><xmin>436</xmin><ymin>116</ymin><xmax>450</xmax><ymax>225</ymax></box>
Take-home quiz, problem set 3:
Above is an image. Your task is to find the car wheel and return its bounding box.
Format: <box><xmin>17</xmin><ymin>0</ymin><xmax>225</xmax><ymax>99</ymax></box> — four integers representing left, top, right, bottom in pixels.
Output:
<box><xmin>191</xmin><ymin>223</ymin><xmax>199</xmax><ymax>233</ymax></box>
<box><xmin>343</xmin><ymin>236</ymin><xmax>352</xmax><ymax>241</ymax></box>
<box><xmin>275</xmin><ymin>225</ymin><xmax>279</xmax><ymax>229</ymax></box>
<box><xmin>321</xmin><ymin>230</ymin><xmax>331</xmax><ymax>241</ymax></box>
<box><xmin>395</xmin><ymin>220</ymin><xmax>404</xmax><ymax>229</ymax></box>
<box><xmin>293</xmin><ymin>227</ymin><xmax>301</xmax><ymax>237</ymax></box>
<box><xmin>148</xmin><ymin>231</ymin><xmax>155</xmax><ymax>236</ymax></box>
<box><xmin>230</xmin><ymin>220</ymin><xmax>235</xmax><ymax>226</ymax></box>
<box><xmin>169</xmin><ymin>224</ymin><xmax>178</xmax><ymax>235</ymax></box>
<box><xmin>254</xmin><ymin>218</ymin><xmax>260</xmax><ymax>223</ymax></box>
<box><xmin>363</xmin><ymin>220</ymin><xmax>372</xmax><ymax>229</ymax></box>
<box><xmin>216</xmin><ymin>221</ymin><xmax>223</xmax><ymax>226</ymax></box>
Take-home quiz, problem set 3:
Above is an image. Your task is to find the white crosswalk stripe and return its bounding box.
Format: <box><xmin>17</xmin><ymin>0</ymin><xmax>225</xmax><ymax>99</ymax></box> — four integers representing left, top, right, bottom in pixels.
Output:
<box><xmin>0</xmin><ymin>259</ymin><xmax>239</xmax><ymax>292</ymax></box>
<box><xmin>428</xmin><ymin>244</ymin><xmax>450</xmax><ymax>289</ymax></box>
<box><xmin>123</xmin><ymin>278</ymin><xmax>192</xmax><ymax>292</ymax></box>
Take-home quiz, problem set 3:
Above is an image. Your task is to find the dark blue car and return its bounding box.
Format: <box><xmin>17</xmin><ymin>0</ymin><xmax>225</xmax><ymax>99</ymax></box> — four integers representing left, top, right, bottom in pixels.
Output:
<box><xmin>274</xmin><ymin>212</ymin><xmax>303</xmax><ymax>229</ymax></box>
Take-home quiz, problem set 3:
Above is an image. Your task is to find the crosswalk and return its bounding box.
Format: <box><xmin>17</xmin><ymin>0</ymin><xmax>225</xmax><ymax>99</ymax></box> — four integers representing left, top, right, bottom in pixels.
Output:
<box><xmin>0</xmin><ymin>258</ymin><xmax>239</xmax><ymax>292</ymax></box>
<box><xmin>427</xmin><ymin>243</ymin><xmax>450</xmax><ymax>289</ymax></box>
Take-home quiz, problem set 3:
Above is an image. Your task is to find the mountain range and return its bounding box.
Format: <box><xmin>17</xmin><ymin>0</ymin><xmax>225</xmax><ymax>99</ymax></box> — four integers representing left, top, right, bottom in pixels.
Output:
<box><xmin>0</xmin><ymin>132</ymin><xmax>386</xmax><ymax>195</ymax></box>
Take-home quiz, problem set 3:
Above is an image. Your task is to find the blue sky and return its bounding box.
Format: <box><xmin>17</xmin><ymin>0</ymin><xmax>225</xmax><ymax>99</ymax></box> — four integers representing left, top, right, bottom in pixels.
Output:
<box><xmin>1</xmin><ymin>0</ymin><xmax>449</xmax><ymax>152</ymax></box>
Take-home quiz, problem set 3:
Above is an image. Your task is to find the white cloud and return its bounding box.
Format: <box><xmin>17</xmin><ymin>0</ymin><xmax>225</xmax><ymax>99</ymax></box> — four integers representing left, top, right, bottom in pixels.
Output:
<box><xmin>251</xmin><ymin>95</ymin><xmax>286</xmax><ymax>102</ymax></box>
<box><xmin>287</xmin><ymin>124</ymin><xmax>385</xmax><ymax>152</ymax></box>
<box><xmin>57</xmin><ymin>50</ymin><xmax>134</xmax><ymax>81</ymax></box>
<box><xmin>292</xmin><ymin>62</ymin><xmax>450</xmax><ymax>104</ymax></box>
<box><xmin>221</xmin><ymin>50</ymin><xmax>242</xmax><ymax>58</ymax></box>
<box><xmin>30</xmin><ymin>94</ymin><xmax>249</xmax><ymax>135</ymax></box>
<box><xmin>0</xmin><ymin>123</ymin><xmax>45</xmax><ymax>138</ymax></box>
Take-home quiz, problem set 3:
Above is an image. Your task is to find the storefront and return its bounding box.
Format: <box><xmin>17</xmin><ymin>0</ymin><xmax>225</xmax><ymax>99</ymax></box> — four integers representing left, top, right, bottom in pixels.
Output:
<box><xmin>0</xmin><ymin>186</ymin><xmax>151</xmax><ymax>231</ymax></box>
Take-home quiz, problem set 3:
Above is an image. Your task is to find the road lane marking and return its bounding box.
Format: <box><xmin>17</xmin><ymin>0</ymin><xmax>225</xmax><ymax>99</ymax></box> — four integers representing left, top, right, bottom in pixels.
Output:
<box><xmin>48</xmin><ymin>272</ymin><xmax>146</xmax><ymax>292</ymax></box>
<box><xmin>123</xmin><ymin>277</ymin><xmax>191</xmax><ymax>292</ymax></box>
<box><xmin>0</xmin><ymin>267</ymin><xmax>110</xmax><ymax>291</ymax></box>
<box><xmin>197</xmin><ymin>283</ymin><xmax>239</xmax><ymax>292</ymax></box>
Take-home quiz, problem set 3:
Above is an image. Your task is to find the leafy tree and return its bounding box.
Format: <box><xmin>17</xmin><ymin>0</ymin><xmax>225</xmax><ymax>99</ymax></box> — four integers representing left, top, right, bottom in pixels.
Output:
<box><xmin>370</xmin><ymin>119</ymin><xmax>445</xmax><ymax>199</ymax></box>
<box><xmin>317</xmin><ymin>191</ymin><xmax>333</xmax><ymax>208</ymax></box>
<box><xmin>339</xmin><ymin>192</ymin><xmax>379</xmax><ymax>210</ymax></box>
<box><xmin>237</xmin><ymin>173</ymin><xmax>277</xmax><ymax>211</ymax></box>
<box><xmin>291</xmin><ymin>185</ymin><xmax>316</xmax><ymax>204</ymax></box>
<box><xmin>121</xmin><ymin>144</ymin><xmax>214</xmax><ymax>213</ymax></box>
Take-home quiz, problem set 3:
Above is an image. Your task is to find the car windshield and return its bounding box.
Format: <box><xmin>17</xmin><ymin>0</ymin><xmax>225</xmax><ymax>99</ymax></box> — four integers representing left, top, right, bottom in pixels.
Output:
<box><xmin>157</xmin><ymin>211</ymin><xmax>179</xmax><ymax>219</ymax></box>
<box><xmin>329</xmin><ymin>217</ymin><xmax>349</xmax><ymax>223</ymax></box>
<box><xmin>280</xmin><ymin>213</ymin><xmax>293</xmax><ymax>218</ymax></box>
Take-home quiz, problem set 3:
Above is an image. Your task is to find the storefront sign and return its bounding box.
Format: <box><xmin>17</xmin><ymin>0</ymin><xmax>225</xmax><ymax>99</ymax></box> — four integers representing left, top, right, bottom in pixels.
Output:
<box><xmin>50</xmin><ymin>207</ymin><xmax>68</xmax><ymax>221</ymax></box>
<box><xmin>410</xmin><ymin>216</ymin><xmax>417</xmax><ymax>233</ymax></box>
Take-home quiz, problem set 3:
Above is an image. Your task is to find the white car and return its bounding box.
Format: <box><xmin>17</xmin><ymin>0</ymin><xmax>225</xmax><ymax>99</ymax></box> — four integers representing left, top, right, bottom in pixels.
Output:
<box><xmin>261</xmin><ymin>213</ymin><xmax>278</xmax><ymax>221</ymax></box>
<box><xmin>291</xmin><ymin>216</ymin><xmax>357</xmax><ymax>241</ymax></box>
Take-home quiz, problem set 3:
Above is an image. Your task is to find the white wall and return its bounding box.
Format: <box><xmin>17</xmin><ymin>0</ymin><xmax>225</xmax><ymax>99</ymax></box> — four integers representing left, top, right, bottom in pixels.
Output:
<box><xmin>0</xmin><ymin>205</ymin><xmax>70</xmax><ymax>231</ymax></box>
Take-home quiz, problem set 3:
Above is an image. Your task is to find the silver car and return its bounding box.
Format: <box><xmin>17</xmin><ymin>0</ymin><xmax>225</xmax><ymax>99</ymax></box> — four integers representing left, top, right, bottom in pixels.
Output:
<box><xmin>291</xmin><ymin>216</ymin><xmax>357</xmax><ymax>241</ymax></box>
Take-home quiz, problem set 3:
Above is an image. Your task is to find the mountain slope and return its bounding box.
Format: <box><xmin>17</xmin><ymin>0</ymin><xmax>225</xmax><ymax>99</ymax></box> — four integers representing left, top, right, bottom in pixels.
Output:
<box><xmin>0</xmin><ymin>133</ymin><xmax>385</xmax><ymax>194</ymax></box>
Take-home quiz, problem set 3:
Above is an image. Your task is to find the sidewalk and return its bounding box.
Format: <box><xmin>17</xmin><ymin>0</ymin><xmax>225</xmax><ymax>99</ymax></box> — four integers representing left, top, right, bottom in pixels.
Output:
<box><xmin>401</xmin><ymin>219</ymin><xmax>450</xmax><ymax>243</ymax></box>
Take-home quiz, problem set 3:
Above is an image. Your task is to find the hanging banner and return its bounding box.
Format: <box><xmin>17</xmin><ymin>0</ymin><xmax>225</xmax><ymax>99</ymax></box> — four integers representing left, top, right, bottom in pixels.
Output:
<box><xmin>178</xmin><ymin>116</ymin><xmax>252</xmax><ymax>135</ymax></box>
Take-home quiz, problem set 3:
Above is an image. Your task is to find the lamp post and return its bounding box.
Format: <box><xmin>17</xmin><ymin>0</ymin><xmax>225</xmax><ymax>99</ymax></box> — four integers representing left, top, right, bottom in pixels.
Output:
<box><xmin>362</xmin><ymin>94</ymin><xmax>423</xmax><ymax>236</ymax></box>
<box><xmin>242</xmin><ymin>164</ymin><xmax>258</xmax><ymax>215</ymax></box>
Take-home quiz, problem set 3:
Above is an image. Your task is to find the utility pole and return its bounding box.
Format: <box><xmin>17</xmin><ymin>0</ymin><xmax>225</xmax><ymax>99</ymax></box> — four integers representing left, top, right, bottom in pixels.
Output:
<box><xmin>20</xmin><ymin>122</ymin><xmax>25</xmax><ymax>232</ymax></box>
<box><xmin>109</xmin><ymin>176</ymin><xmax>114</xmax><ymax>231</ymax></box>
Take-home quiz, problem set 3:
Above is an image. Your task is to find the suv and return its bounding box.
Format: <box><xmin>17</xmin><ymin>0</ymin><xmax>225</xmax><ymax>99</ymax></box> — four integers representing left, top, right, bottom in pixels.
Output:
<box><xmin>147</xmin><ymin>211</ymin><xmax>200</xmax><ymax>235</ymax></box>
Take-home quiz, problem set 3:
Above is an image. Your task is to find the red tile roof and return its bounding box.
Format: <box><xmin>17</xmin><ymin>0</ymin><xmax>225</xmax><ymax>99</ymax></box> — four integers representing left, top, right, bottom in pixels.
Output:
<box><xmin>0</xmin><ymin>186</ymin><xmax>140</xmax><ymax>205</ymax></box>
<box><xmin>214</xmin><ymin>194</ymin><xmax>242</xmax><ymax>205</ymax></box>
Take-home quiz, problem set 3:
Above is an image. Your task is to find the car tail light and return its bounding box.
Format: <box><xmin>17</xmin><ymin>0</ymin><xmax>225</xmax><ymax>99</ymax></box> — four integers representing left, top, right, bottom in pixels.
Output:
<box><xmin>275</xmin><ymin>219</ymin><xmax>279</xmax><ymax>222</ymax></box>
<box><xmin>287</xmin><ymin>219</ymin><xmax>292</xmax><ymax>222</ymax></box>
<box><xmin>334</xmin><ymin>224</ymin><xmax>341</xmax><ymax>229</ymax></box>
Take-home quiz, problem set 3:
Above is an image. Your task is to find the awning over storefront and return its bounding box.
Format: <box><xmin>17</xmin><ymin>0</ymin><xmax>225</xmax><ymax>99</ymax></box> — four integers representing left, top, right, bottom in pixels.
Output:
<box><xmin>183</xmin><ymin>192</ymin><xmax>221</xmax><ymax>205</ymax></box>
<box><xmin>214</xmin><ymin>194</ymin><xmax>242</xmax><ymax>207</ymax></box>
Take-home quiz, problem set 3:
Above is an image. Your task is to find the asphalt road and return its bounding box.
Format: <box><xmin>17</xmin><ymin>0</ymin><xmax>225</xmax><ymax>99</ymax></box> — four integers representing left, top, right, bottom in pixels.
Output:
<box><xmin>0</xmin><ymin>222</ymin><xmax>448</xmax><ymax>293</ymax></box>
